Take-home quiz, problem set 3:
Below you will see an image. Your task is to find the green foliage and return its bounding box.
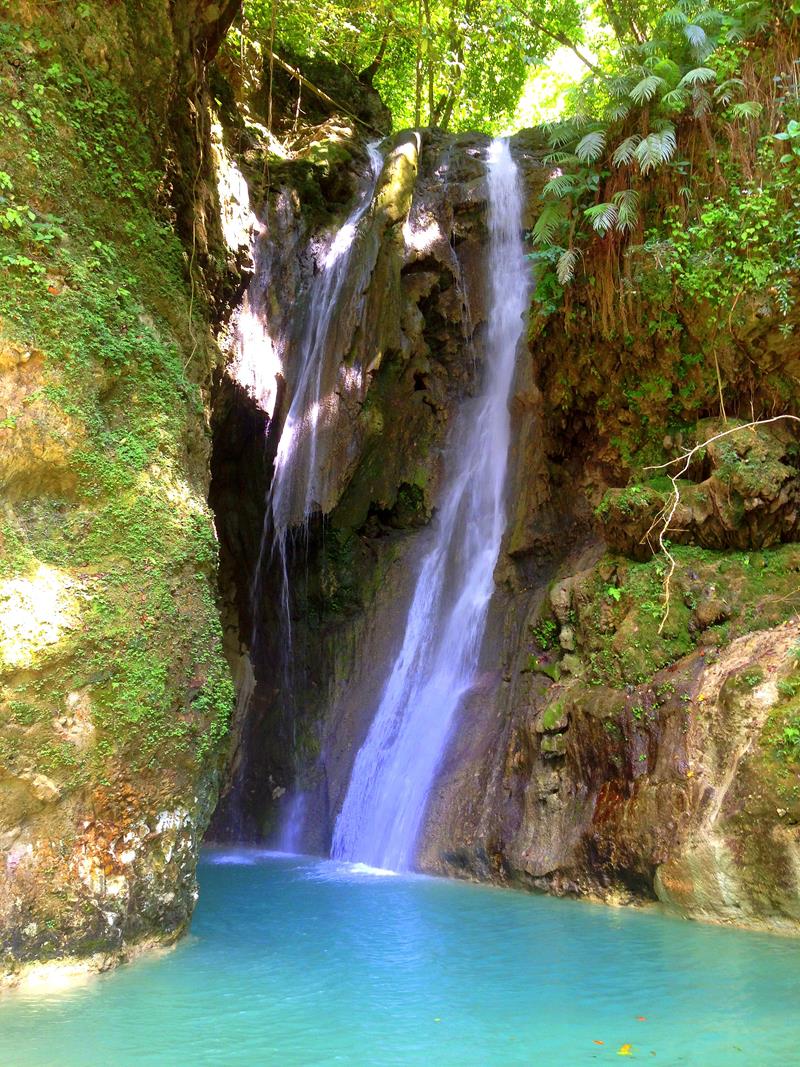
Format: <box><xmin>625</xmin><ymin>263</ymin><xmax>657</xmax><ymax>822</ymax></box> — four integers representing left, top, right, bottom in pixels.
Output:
<box><xmin>526</xmin><ymin>0</ymin><xmax>795</xmax><ymax>322</ymax></box>
<box><xmin>578</xmin><ymin>545</ymin><xmax>800</xmax><ymax>689</ymax></box>
<box><xmin>533</xmin><ymin>616</ymin><xmax>559</xmax><ymax>649</ymax></box>
<box><xmin>242</xmin><ymin>0</ymin><xmax>586</xmax><ymax>132</ymax></box>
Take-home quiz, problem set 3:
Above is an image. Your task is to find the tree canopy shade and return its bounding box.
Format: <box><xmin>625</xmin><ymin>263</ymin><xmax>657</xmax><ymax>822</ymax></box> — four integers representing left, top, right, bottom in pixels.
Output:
<box><xmin>242</xmin><ymin>0</ymin><xmax>589</xmax><ymax>131</ymax></box>
<box><xmin>240</xmin><ymin>0</ymin><xmax>794</xmax><ymax>133</ymax></box>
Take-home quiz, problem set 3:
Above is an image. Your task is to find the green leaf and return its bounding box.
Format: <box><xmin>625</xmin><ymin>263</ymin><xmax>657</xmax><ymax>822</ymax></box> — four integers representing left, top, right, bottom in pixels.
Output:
<box><xmin>612</xmin><ymin>135</ymin><xmax>641</xmax><ymax>167</ymax></box>
<box><xmin>584</xmin><ymin>202</ymin><xmax>618</xmax><ymax>236</ymax></box>
<box><xmin>575</xmin><ymin>130</ymin><xmax>606</xmax><ymax>163</ymax></box>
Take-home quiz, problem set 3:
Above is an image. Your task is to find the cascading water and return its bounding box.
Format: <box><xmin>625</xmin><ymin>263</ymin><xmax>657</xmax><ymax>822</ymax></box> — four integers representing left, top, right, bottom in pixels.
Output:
<box><xmin>249</xmin><ymin>144</ymin><xmax>384</xmax><ymax>851</ymax></box>
<box><xmin>331</xmin><ymin>137</ymin><xmax>530</xmax><ymax>871</ymax></box>
<box><xmin>249</xmin><ymin>142</ymin><xmax>383</xmax><ymax>639</ymax></box>
<box><xmin>269</xmin><ymin>142</ymin><xmax>384</xmax><ymax>542</ymax></box>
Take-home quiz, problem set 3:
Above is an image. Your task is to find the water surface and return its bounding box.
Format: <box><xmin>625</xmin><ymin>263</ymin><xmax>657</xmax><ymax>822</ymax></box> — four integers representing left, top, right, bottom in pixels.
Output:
<box><xmin>2</xmin><ymin>850</ymin><xmax>799</xmax><ymax>1066</ymax></box>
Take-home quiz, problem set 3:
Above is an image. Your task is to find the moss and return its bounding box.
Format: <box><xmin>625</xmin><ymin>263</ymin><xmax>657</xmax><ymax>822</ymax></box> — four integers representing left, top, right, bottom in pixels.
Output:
<box><xmin>0</xmin><ymin>15</ymin><xmax>233</xmax><ymax>803</ymax></box>
<box><xmin>541</xmin><ymin>700</ymin><xmax>566</xmax><ymax>732</ymax></box>
<box><xmin>575</xmin><ymin>544</ymin><xmax>800</xmax><ymax>689</ymax></box>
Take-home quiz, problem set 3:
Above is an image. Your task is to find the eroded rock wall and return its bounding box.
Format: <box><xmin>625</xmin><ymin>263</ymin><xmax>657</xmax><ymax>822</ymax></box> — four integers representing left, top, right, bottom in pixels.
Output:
<box><xmin>210</xmin><ymin>89</ymin><xmax>800</xmax><ymax>935</ymax></box>
<box><xmin>0</xmin><ymin>0</ymin><xmax>240</xmax><ymax>983</ymax></box>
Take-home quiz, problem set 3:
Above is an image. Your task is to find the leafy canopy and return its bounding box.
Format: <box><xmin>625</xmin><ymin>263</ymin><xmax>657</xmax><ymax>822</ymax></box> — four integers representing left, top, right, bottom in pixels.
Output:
<box><xmin>243</xmin><ymin>0</ymin><xmax>587</xmax><ymax>132</ymax></box>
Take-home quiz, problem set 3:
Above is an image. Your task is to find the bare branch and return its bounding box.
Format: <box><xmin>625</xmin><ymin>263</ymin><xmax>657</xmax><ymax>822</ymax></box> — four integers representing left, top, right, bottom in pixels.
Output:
<box><xmin>641</xmin><ymin>415</ymin><xmax>800</xmax><ymax>633</ymax></box>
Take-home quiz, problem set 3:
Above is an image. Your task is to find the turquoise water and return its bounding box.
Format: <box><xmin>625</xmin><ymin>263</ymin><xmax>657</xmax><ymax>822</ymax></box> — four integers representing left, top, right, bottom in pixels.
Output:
<box><xmin>2</xmin><ymin>850</ymin><xmax>799</xmax><ymax>1066</ymax></box>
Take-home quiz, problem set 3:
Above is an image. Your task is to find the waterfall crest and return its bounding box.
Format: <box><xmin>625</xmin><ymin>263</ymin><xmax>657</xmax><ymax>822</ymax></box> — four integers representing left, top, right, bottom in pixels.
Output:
<box><xmin>331</xmin><ymin>137</ymin><xmax>530</xmax><ymax>871</ymax></box>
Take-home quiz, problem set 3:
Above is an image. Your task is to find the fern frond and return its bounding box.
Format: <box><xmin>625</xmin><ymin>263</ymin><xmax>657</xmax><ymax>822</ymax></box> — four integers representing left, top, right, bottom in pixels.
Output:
<box><xmin>575</xmin><ymin>130</ymin><xmax>606</xmax><ymax>163</ymax></box>
<box><xmin>542</xmin><ymin>173</ymin><xmax>580</xmax><ymax>199</ymax></box>
<box><xmin>612</xmin><ymin>135</ymin><xmax>641</xmax><ymax>167</ymax></box>
<box><xmin>630</xmin><ymin>75</ymin><xmax>666</xmax><ymax>104</ymax></box>
<box><xmin>635</xmin><ymin>126</ymin><xmax>677</xmax><ymax>174</ymax></box>
<box><xmin>556</xmin><ymin>248</ymin><xmax>580</xmax><ymax>285</ymax></box>
<box><xmin>613</xmin><ymin>189</ymin><xmax>641</xmax><ymax>233</ymax></box>
<box><xmin>730</xmin><ymin>100</ymin><xmax>763</xmax><ymax>119</ymax></box>
<box><xmin>532</xmin><ymin>201</ymin><xmax>568</xmax><ymax>246</ymax></box>
<box><xmin>679</xmin><ymin>66</ymin><xmax>716</xmax><ymax>86</ymax></box>
<box><xmin>584</xmin><ymin>202</ymin><xmax>619</xmax><ymax>236</ymax></box>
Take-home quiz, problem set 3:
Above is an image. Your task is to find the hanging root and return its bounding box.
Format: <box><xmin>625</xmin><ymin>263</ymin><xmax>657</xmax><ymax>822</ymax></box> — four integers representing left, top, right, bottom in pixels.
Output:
<box><xmin>641</xmin><ymin>414</ymin><xmax>800</xmax><ymax>634</ymax></box>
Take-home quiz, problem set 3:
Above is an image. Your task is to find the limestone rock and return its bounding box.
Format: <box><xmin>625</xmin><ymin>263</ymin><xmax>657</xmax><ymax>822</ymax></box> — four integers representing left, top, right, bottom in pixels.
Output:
<box><xmin>597</xmin><ymin>420</ymin><xmax>800</xmax><ymax>560</ymax></box>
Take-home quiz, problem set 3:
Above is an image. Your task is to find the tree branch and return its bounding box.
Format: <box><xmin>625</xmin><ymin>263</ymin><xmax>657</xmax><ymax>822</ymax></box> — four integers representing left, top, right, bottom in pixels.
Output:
<box><xmin>266</xmin><ymin>50</ymin><xmax>384</xmax><ymax>134</ymax></box>
<box><xmin>504</xmin><ymin>0</ymin><xmax>603</xmax><ymax>76</ymax></box>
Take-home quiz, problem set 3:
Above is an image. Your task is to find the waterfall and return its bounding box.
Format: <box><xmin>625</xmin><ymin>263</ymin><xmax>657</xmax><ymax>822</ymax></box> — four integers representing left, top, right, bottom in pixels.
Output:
<box><xmin>331</xmin><ymin>137</ymin><xmax>530</xmax><ymax>871</ymax></box>
<box><xmin>249</xmin><ymin>142</ymin><xmax>383</xmax><ymax>639</ymax></box>
<box><xmin>248</xmin><ymin>144</ymin><xmax>384</xmax><ymax>852</ymax></box>
<box><xmin>269</xmin><ymin>142</ymin><xmax>384</xmax><ymax>542</ymax></box>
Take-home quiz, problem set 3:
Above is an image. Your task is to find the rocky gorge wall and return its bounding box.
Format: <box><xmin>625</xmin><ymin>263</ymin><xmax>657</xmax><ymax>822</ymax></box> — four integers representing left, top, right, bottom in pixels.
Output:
<box><xmin>0</xmin><ymin>0</ymin><xmax>241</xmax><ymax>984</ymax></box>
<box><xmin>2</xmin><ymin>1</ymin><xmax>799</xmax><ymax>986</ymax></box>
<box><xmin>207</xmin><ymin>52</ymin><xmax>800</xmax><ymax>934</ymax></box>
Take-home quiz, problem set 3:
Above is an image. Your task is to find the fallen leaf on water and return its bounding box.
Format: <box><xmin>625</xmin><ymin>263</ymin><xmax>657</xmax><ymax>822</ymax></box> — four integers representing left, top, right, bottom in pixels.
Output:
<box><xmin>593</xmin><ymin>1040</ymin><xmax>604</xmax><ymax>1046</ymax></box>
<box><xmin>618</xmin><ymin>1044</ymin><xmax>632</xmax><ymax>1056</ymax></box>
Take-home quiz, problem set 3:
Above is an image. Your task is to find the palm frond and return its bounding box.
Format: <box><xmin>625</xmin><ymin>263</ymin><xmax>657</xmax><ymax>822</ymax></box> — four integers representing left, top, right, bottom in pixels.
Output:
<box><xmin>613</xmin><ymin>188</ymin><xmax>641</xmax><ymax>233</ymax></box>
<box><xmin>605</xmin><ymin>102</ymin><xmax>631</xmax><ymax>122</ymax></box>
<box><xmin>678</xmin><ymin>66</ymin><xmax>716</xmax><ymax>86</ymax></box>
<box><xmin>661</xmin><ymin>7</ymin><xmax>688</xmax><ymax>27</ymax></box>
<box><xmin>714</xmin><ymin>77</ymin><xmax>745</xmax><ymax>105</ymax></box>
<box><xmin>730</xmin><ymin>100</ymin><xmax>763</xmax><ymax>119</ymax></box>
<box><xmin>584</xmin><ymin>201</ymin><xmax>619</xmax><ymax>236</ymax></box>
<box><xmin>684</xmin><ymin>23</ymin><xmax>710</xmax><ymax>53</ymax></box>
<box><xmin>661</xmin><ymin>88</ymin><xmax>689</xmax><ymax>111</ymax></box>
<box><xmin>630</xmin><ymin>75</ymin><xmax>666</xmax><ymax>105</ymax></box>
<box><xmin>575</xmin><ymin>130</ymin><xmax>607</xmax><ymax>164</ymax></box>
<box><xmin>635</xmin><ymin>126</ymin><xmax>677</xmax><ymax>174</ymax></box>
<box><xmin>612</xmin><ymin>135</ymin><xmax>641</xmax><ymax>167</ymax></box>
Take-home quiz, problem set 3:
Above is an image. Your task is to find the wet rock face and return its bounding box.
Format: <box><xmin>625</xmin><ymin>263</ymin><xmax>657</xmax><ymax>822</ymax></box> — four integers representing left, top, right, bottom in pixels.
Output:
<box><xmin>210</xmin><ymin>109</ymin><xmax>800</xmax><ymax>935</ymax></box>
<box><xmin>209</xmin><ymin>128</ymin><xmax>551</xmax><ymax>846</ymax></box>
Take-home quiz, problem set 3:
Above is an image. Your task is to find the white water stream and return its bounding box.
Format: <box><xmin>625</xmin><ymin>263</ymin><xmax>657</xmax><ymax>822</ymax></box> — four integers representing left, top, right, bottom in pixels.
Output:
<box><xmin>268</xmin><ymin>142</ymin><xmax>384</xmax><ymax>542</ymax></box>
<box><xmin>331</xmin><ymin>137</ymin><xmax>530</xmax><ymax>871</ymax></box>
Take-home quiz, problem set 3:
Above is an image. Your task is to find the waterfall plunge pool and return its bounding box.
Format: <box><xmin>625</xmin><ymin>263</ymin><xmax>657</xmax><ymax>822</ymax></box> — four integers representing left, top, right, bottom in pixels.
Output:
<box><xmin>2</xmin><ymin>850</ymin><xmax>799</xmax><ymax>1066</ymax></box>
